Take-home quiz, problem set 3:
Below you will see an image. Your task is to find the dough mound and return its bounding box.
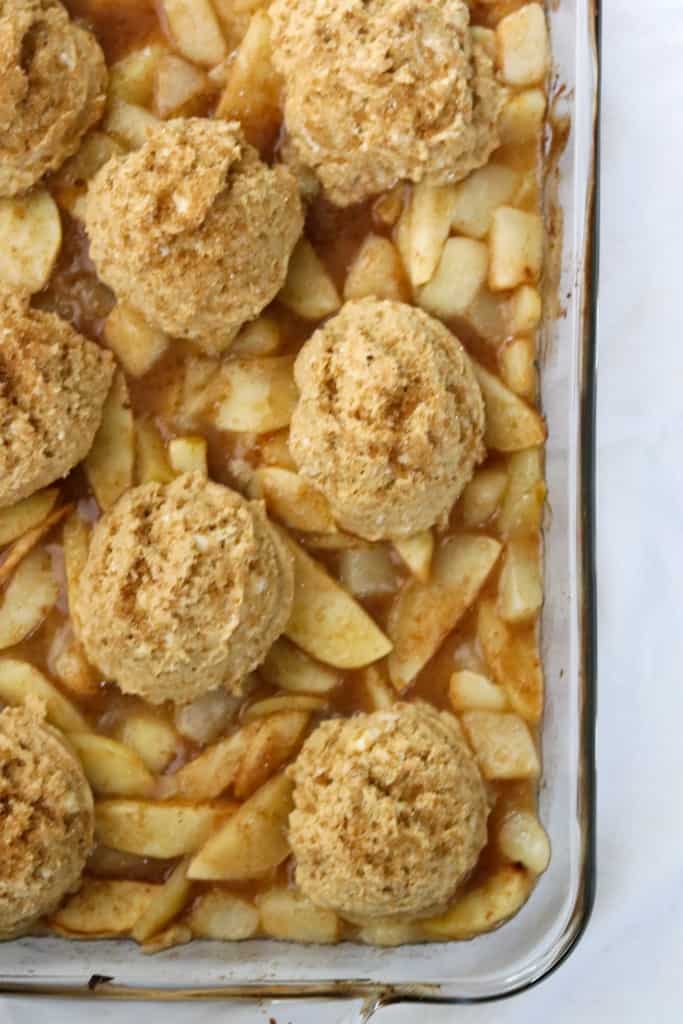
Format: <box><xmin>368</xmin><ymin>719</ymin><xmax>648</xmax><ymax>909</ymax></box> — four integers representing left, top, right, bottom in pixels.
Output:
<box><xmin>0</xmin><ymin>700</ymin><xmax>94</xmax><ymax>938</ymax></box>
<box><xmin>289</xmin><ymin>298</ymin><xmax>485</xmax><ymax>540</ymax></box>
<box><xmin>0</xmin><ymin>291</ymin><xmax>114</xmax><ymax>508</ymax></box>
<box><xmin>0</xmin><ymin>0</ymin><xmax>107</xmax><ymax>196</ymax></box>
<box><xmin>270</xmin><ymin>0</ymin><xmax>504</xmax><ymax>205</ymax></box>
<box><xmin>289</xmin><ymin>702</ymin><xmax>489</xmax><ymax>920</ymax></box>
<box><xmin>85</xmin><ymin>118</ymin><xmax>304</xmax><ymax>353</ymax></box>
<box><xmin>74</xmin><ymin>473</ymin><xmax>295</xmax><ymax>704</ymax></box>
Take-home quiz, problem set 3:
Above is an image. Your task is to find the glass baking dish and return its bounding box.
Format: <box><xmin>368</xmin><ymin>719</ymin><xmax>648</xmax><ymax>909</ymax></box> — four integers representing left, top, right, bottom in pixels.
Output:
<box><xmin>0</xmin><ymin>0</ymin><xmax>599</xmax><ymax>1008</ymax></box>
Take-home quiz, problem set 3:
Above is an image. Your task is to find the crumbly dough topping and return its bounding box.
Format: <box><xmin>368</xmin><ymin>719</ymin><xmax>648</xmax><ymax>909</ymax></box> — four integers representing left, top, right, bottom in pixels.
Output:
<box><xmin>289</xmin><ymin>298</ymin><xmax>486</xmax><ymax>540</ymax></box>
<box><xmin>85</xmin><ymin>118</ymin><xmax>304</xmax><ymax>352</ymax></box>
<box><xmin>270</xmin><ymin>0</ymin><xmax>504</xmax><ymax>205</ymax></box>
<box><xmin>0</xmin><ymin>291</ymin><xmax>114</xmax><ymax>508</ymax></box>
<box><xmin>74</xmin><ymin>472</ymin><xmax>295</xmax><ymax>704</ymax></box>
<box><xmin>0</xmin><ymin>0</ymin><xmax>107</xmax><ymax>196</ymax></box>
<box><xmin>0</xmin><ymin>699</ymin><xmax>94</xmax><ymax>939</ymax></box>
<box><xmin>289</xmin><ymin>702</ymin><xmax>489</xmax><ymax>920</ymax></box>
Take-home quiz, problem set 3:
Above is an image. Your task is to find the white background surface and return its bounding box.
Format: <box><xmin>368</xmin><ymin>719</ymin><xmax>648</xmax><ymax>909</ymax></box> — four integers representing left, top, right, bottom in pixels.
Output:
<box><xmin>3</xmin><ymin>0</ymin><xmax>683</xmax><ymax>1020</ymax></box>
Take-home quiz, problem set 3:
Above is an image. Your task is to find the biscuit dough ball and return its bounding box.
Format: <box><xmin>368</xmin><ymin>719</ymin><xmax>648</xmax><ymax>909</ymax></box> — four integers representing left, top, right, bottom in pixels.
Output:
<box><xmin>270</xmin><ymin>0</ymin><xmax>504</xmax><ymax>206</ymax></box>
<box><xmin>289</xmin><ymin>299</ymin><xmax>485</xmax><ymax>540</ymax></box>
<box><xmin>0</xmin><ymin>292</ymin><xmax>114</xmax><ymax>508</ymax></box>
<box><xmin>0</xmin><ymin>0</ymin><xmax>107</xmax><ymax>197</ymax></box>
<box><xmin>289</xmin><ymin>702</ymin><xmax>489</xmax><ymax>920</ymax></box>
<box><xmin>73</xmin><ymin>473</ymin><xmax>295</xmax><ymax>705</ymax></box>
<box><xmin>0</xmin><ymin>700</ymin><xmax>94</xmax><ymax>939</ymax></box>
<box><xmin>85</xmin><ymin>119</ymin><xmax>304</xmax><ymax>353</ymax></box>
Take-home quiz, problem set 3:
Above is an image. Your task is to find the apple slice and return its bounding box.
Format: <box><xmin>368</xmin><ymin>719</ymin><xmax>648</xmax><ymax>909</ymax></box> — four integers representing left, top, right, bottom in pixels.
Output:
<box><xmin>0</xmin><ymin>191</ymin><xmax>61</xmax><ymax>293</ymax></box>
<box><xmin>69</xmin><ymin>733</ymin><xmax>155</xmax><ymax>798</ymax></box>
<box><xmin>394</xmin><ymin>530</ymin><xmax>434</xmax><ymax>583</ymax></box>
<box><xmin>188</xmin><ymin>771</ymin><xmax>293</xmax><ymax>881</ymax></box>
<box><xmin>95</xmin><ymin>799</ymin><xmax>234</xmax><ymax>858</ymax></box>
<box><xmin>282</xmin><ymin>535</ymin><xmax>393</xmax><ymax>669</ymax></box>
<box><xmin>477</xmin><ymin>598</ymin><xmax>543</xmax><ymax>722</ymax></box>
<box><xmin>387</xmin><ymin>534</ymin><xmax>502</xmax><ymax>691</ymax></box>
<box><xmin>85</xmin><ymin>371</ymin><xmax>135</xmax><ymax>510</ymax></box>
<box><xmin>0</xmin><ymin>658</ymin><xmax>87</xmax><ymax>733</ymax></box>
<box><xmin>423</xmin><ymin>867</ymin><xmax>531</xmax><ymax>939</ymax></box>
<box><xmin>472</xmin><ymin>361</ymin><xmax>546</xmax><ymax>451</ymax></box>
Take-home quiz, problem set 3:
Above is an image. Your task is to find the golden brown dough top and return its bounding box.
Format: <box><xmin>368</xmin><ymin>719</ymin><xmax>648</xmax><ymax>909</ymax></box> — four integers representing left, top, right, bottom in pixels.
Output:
<box><xmin>289</xmin><ymin>298</ymin><xmax>485</xmax><ymax>540</ymax></box>
<box><xmin>0</xmin><ymin>291</ymin><xmax>114</xmax><ymax>508</ymax></box>
<box><xmin>0</xmin><ymin>699</ymin><xmax>94</xmax><ymax>938</ymax></box>
<box><xmin>289</xmin><ymin>702</ymin><xmax>489</xmax><ymax>920</ymax></box>
<box><xmin>74</xmin><ymin>472</ymin><xmax>295</xmax><ymax>704</ymax></box>
<box><xmin>270</xmin><ymin>0</ymin><xmax>504</xmax><ymax>205</ymax></box>
<box><xmin>0</xmin><ymin>0</ymin><xmax>107</xmax><ymax>196</ymax></box>
<box><xmin>85</xmin><ymin>119</ymin><xmax>304</xmax><ymax>352</ymax></box>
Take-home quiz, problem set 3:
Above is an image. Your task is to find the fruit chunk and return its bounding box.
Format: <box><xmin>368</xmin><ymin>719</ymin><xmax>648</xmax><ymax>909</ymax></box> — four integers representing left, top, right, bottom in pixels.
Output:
<box><xmin>396</xmin><ymin>181</ymin><xmax>456</xmax><ymax>287</ymax></box>
<box><xmin>499</xmin><ymin>337</ymin><xmax>537</xmax><ymax>399</ymax></box>
<box><xmin>70</xmin><ymin>733</ymin><xmax>155</xmax><ymax>798</ymax></box>
<box><xmin>132</xmin><ymin>858</ymin><xmax>193</xmax><ymax>943</ymax></box>
<box><xmin>449</xmin><ymin>670</ymin><xmax>509</xmax><ymax>712</ymax></box>
<box><xmin>363</xmin><ymin>666</ymin><xmax>396</xmax><ymax>711</ymax></box>
<box><xmin>0</xmin><ymin>191</ymin><xmax>61</xmax><ymax>293</ymax></box>
<box><xmin>161</xmin><ymin>0</ymin><xmax>227</xmax><ymax>67</ymax></box>
<box><xmin>416</xmin><ymin>237</ymin><xmax>489</xmax><ymax>318</ymax></box>
<box><xmin>163</xmin><ymin>727</ymin><xmax>253</xmax><ymax>801</ymax></box>
<box><xmin>450</xmin><ymin>165</ymin><xmax>521</xmax><ymax>239</ymax></box>
<box><xmin>279</xmin><ymin>239</ymin><xmax>341</xmax><ymax>320</ymax></box>
<box><xmin>261</xmin><ymin>638</ymin><xmax>341</xmax><ymax>695</ymax></box>
<box><xmin>507</xmin><ymin>285</ymin><xmax>542</xmax><ymax>335</ymax></box>
<box><xmin>387</xmin><ymin>534</ymin><xmax>502</xmax><ymax>691</ymax></box>
<box><xmin>213</xmin><ymin>356</ymin><xmax>298</xmax><ymax>433</ymax></box>
<box><xmin>188</xmin><ymin>772</ymin><xmax>293</xmax><ymax>881</ymax></box>
<box><xmin>135</xmin><ymin>419</ymin><xmax>174</xmax><ymax>485</ymax></box>
<box><xmin>489</xmin><ymin>207</ymin><xmax>543</xmax><ymax>291</ymax></box>
<box><xmin>233</xmin><ymin>709</ymin><xmax>311</xmax><ymax>798</ymax></box>
<box><xmin>423</xmin><ymin>867</ymin><xmax>531</xmax><ymax>939</ymax></box>
<box><xmin>472</xmin><ymin>361</ymin><xmax>546</xmax><ymax>451</ymax></box>
<box><xmin>497</xmin><ymin>4</ymin><xmax>550</xmax><ymax>88</ymax></box>
<box><xmin>104</xmin><ymin>304</ymin><xmax>169</xmax><ymax>378</ymax></box>
<box><xmin>49</xmin><ymin>880</ymin><xmax>155</xmax><ymax>938</ymax></box>
<box><xmin>188</xmin><ymin>889</ymin><xmax>259</xmax><ymax>940</ymax></box>
<box><xmin>394</xmin><ymin>531</ymin><xmax>434</xmax><ymax>583</ymax></box>
<box><xmin>104</xmin><ymin>100</ymin><xmax>160</xmax><ymax>150</ymax></box>
<box><xmin>154</xmin><ymin>55</ymin><xmax>209</xmax><ymax>118</ymax></box>
<box><xmin>338</xmin><ymin>545</ymin><xmax>397</xmax><ymax>599</ymax></box>
<box><xmin>85</xmin><ymin>371</ymin><xmax>135</xmax><ymax>510</ymax></box>
<box><xmin>215</xmin><ymin>10</ymin><xmax>280</xmax><ymax>149</ymax></box>
<box><xmin>95</xmin><ymin>800</ymin><xmax>233</xmax><ymax>858</ymax></box>
<box><xmin>168</xmin><ymin>436</ymin><xmax>208</xmax><ymax>477</ymax></box>
<box><xmin>109</xmin><ymin>44</ymin><xmax>169</xmax><ymax>105</ymax></box>
<box><xmin>0</xmin><ymin>549</ymin><xmax>58</xmax><ymax>650</ymax></box>
<box><xmin>498</xmin><ymin>538</ymin><xmax>543</xmax><ymax>624</ymax></box>
<box><xmin>0</xmin><ymin>658</ymin><xmax>87</xmax><ymax>733</ymax></box>
<box><xmin>499</xmin><ymin>448</ymin><xmax>546</xmax><ymax>538</ymax></box>
<box><xmin>0</xmin><ymin>490</ymin><xmax>58</xmax><ymax>547</ymax></box>
<box><xmin>497</xmin><ymin>810</ymin><xmax>550</xmax><ymax>875</ymax></box>
<box><xmin>499</xmin><ymin>89</ymin><xmax>547</xmax><ymax>146</ymax></box>
<box><xmin>257</xmin><ymin>888</ymin><xmax>340</xmax><ymax>944</ymax></box>
<box><xmin>115</xmin><ymin>714</ymin><xmax>179</xmax><ymax>774</ymax></box>
<box><xmin>232</xmin><ymin>316</ymin><xmax>281</xmax><ymax>356</ymax></box>
<box><xmin>344</xmin><ymin>235</ymin><xmax>406</xmax><ymax>301</ymax></box>
<box><xmin>460</xmin><ymin>466</ymin><xmax>508</xmax><ymax>528</ymax></box>
<box><xmin>251</xmin><ymin>467</ymin><xmax>337</xmax><ymax>534</ymax></box>
<box><xmin>460</xmin><ymin>710</ymin><xmax>540</xmax><ymax>780</ymax></box>
<box><xmin>477</xmin><ymin>598</ymin><xmax>543</xmax><ymax>721</ymax></box>
<box><xmin>282</xmin><ymin>536</ymin><xmax>393</xmax><ymax>669</ymax></box>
